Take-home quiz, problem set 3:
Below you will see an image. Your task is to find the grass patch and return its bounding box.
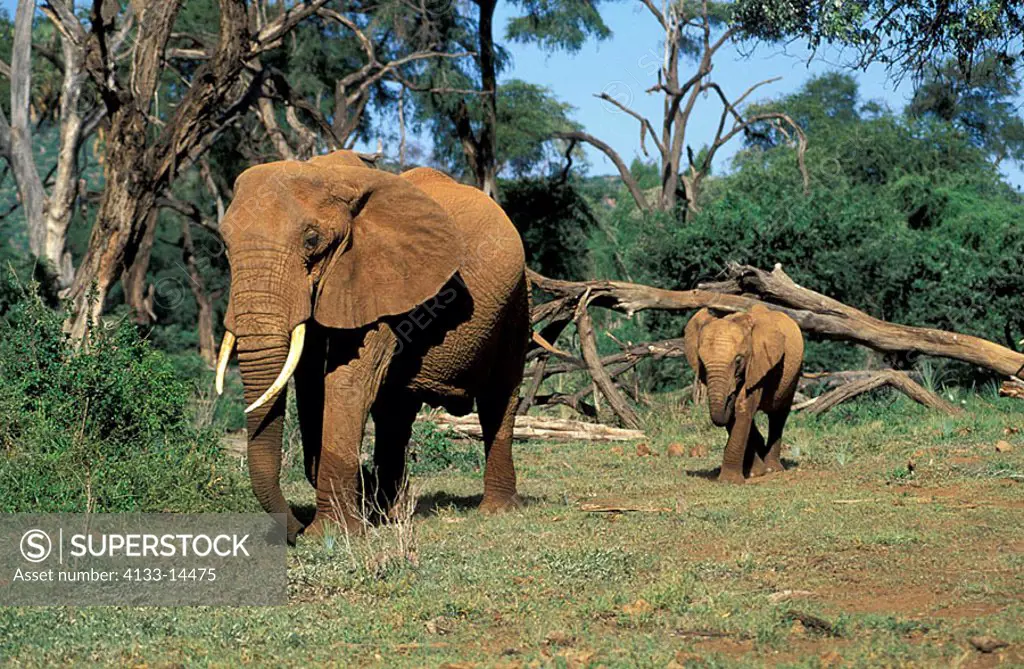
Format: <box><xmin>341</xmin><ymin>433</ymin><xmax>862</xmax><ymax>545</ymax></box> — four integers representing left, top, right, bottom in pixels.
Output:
<box><xmin>0</xmin><ymin>381</ymin><xmax>1022</xmax><ymax>665</ymax></box>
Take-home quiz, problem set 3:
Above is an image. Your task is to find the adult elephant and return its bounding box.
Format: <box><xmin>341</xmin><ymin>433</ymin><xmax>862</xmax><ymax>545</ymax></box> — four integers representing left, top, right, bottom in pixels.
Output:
<box><xmin>215</xmin><ymin>151</ymin><xmax>528</xmax><ymax>542</ymax></box>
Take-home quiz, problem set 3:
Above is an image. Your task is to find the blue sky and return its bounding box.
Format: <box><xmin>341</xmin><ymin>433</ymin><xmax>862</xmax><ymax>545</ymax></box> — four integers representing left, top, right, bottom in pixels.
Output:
<box><xmin>5</xmin><ymin>0</ymin><xmax>1021</xmax><ymax>187</ymax></box>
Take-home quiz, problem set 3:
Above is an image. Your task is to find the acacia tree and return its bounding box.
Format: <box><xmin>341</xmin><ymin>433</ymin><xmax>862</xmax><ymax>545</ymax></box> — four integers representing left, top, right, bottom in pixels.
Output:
<box><xmin>413</xmin><ymin>0</ymin><xmax>610</xmax><ymax>197</ymax></box>
<box><xmin>555</xmin><ymin>0</ymin><xmax>807</xmax><ymax>215</ymax></box>
<box><xmin>42</xmin><ymin>0</ymin><xmax>331</xmax><ymax>338</ymax></box>
<box><xmin>733</xmin><ymin>0</ymin><xmax>1024</xmax><ymax>81</ymax></box>
<box><xmin>249</xmin><ymin>2</ymin><xmax>473</xmax><ymax>162</ymax></box>
<box><xmin>0</xmin><ymin>0</ymin><xmax>104</xmax><ymax>286</ymax></box>
<box><xmin>908</xmin><ymin>55</ymin><xmax>1024</xmax><ymax>168</ymax></box>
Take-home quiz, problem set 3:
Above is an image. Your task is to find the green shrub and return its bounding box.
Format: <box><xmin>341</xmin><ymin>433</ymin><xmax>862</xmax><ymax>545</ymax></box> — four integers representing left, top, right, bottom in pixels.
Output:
<box><xmin>0</xmin><ymin>283</ymin><xmax>252</xmax><ymax>513</ymax></box>
<box><xmin>409</xmin><ymin>421</ymin><xmax>481</xmax><ymax>475</ymax></box>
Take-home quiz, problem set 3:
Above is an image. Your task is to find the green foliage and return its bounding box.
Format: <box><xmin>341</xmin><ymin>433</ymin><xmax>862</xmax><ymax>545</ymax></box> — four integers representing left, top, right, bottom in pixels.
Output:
<box><xmin>733</xmin><ymin>0</ymin><xmax>1023</xmax><ymax>78</ymax></box>
<box><xmin>409</xmin><ymin>421</ymin><xmax>481</xmax><ymax>475</ymax></box>
<box><xmin>0</xmin><ymin>284</ymin><xmax>251</xmax><ymax>513</ymax></box>
<box><xmin>908</xmin><ymin>55</ymin><xmax>1024</xmax><ymax>168</ymax></box>
<box><xmin>501</xmin><ymin>176</ymin><xmax>597</xmax><ymax>279</ymax></box>
<box><xmin>417</xmin><ymin>78</ymin><xmax>582</xmax><ymax>179</ymax></box>
<box><xmin>505</xmin><ymin>0</ymin><xmax>613</xmax><ymax>53</ymax></box>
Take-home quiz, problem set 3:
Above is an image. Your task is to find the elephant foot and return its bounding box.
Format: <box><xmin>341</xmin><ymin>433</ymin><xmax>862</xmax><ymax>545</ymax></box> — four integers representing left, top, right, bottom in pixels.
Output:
<box><xmin>480</xmin><ymin>492</ymin><xmax>524</xmax><ymax>514</ymax></box>
<box><xmin>283</xmin><ymin>515</ymin><xmax>305</xmax><ymax>546</ymax></box>
<box><xmin>749</xmin><ymin>458</ymin><xmax>768</xmax><ymax>478</ymax></box>
<box><xmin>717</xmin><ymin>468</ymin><xmax>746</xmax><ymax>484</ymax></box>
<box><xmin>762</xmin><ymin>457</ymin><xmax>785</xmax><ymax>474</ymax></box>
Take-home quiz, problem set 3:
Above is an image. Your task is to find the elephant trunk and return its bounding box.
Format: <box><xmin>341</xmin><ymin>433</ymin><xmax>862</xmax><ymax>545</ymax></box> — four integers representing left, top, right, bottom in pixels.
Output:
<box><xmin>705</xmin><ymin>363</ymin><xmax>734</xmax><ymax>427</ymax></box>
<box><xmin>237</xmin><ymin>331</ymin><xmax>304</xmax><ymax>542</ymax></box>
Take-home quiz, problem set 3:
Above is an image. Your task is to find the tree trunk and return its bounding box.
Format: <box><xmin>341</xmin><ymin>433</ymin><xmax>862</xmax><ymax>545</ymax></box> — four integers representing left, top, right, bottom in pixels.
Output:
<box><xmin>65</xmin><ymin>123</ymin><xmax>159</xmax><ymax>337</ymax></box>
<box><xmin>66</xmin><ymin>0</ymin><xmax>252</xmax><ymax>338</ymax></box>
<box><xmin>43</xmin><ymin>35</ymin><xmax>93</xmax><ymax>287</ymax></box>
<box><xmin>477</xmin><ymin>0</ymin><xmax>499</xmax><ymax>199</ymax></box>
<box><xmin>181</xmin><ymin>220</ymin><xmax>217</xmax><ymax>366</ymax></box>
<box><xmin>4</xmin><ymin>0</ymin><xmax>47</xmax><ymax>257</ymax></box>
<box><xmin>122</xmin><ymin>208</ymin><xmax>159</xmax><ymax>325</ymax></box>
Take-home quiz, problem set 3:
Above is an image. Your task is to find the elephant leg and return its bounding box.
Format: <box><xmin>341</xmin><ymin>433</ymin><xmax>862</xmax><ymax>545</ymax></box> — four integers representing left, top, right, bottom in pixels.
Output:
<box><xmin>720</xmin><ymin>393</ymin><xmax>757</xmax><ymax>484</ymax></box>
<box><xmin>294</xmin><ymin>324</ymin><xmax>327</xmax><ymax>487</ymax></box>
<box><xmin>747</xmin><ymin>421</ymin><xmax>769</xmax><ymax>478</ymax></box>
<box><xmin>477</xmin><ymin>385</ymin><xmax>523</xmax><ymax>512</ymax></box>
<box><xmin>763</xmin><ymin>408</ymin><xmax>790</xmax><ymax>473</ymax></box>
<box><xmin>307</xmin><ymin>325</ymin><xmax>396</xmax><ymax>537</ymax></box>
<box><xmin>368</xmin><ymin>393</ymin><xmax>421</xmax><ymax>519</ymax></box>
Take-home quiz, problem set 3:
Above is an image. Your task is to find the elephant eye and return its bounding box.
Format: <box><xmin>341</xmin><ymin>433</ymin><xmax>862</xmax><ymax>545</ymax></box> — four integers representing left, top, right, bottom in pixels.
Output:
<box><xmin>303</xmin><ymin>228</ymin><xmax>321</xmax><ymax>252</ymax></box>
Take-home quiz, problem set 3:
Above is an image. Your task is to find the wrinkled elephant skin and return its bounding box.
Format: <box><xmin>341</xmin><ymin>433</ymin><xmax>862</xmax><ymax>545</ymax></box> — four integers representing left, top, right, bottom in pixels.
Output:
<box><xmin>218</xmin><ymin>151</ymin><xmax>529</xmax><ymax>542</ymax></box>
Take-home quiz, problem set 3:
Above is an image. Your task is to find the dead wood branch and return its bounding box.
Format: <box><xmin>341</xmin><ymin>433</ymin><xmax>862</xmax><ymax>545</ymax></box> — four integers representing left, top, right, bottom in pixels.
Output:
<box><xmin>701</xmin><ymin>264</ymin><xmax>1024</xmax><ymax>379</ymax></box>
<box><xmin>576</xmin><ymin>306</ymin><xmax>642</xmax><ymax>429</ymax></box>
<box><xmin>425</xmin><ymin>413</ymin><xmax>645</xmax><ymax>442</ymax></box>
<box><xmin>529</xmin><ymin>266</ymin><xmax>1024</xmax><ymax>380</ymax></box>
<box><xmin>800</xmin><ymin>370</ymin><xmax>922</xmax><ymax>391</ymax></box>
<box><xmin>797</xmin><ymin>371</ymin><xmax>961</xmax><ymax>416</ymax></box>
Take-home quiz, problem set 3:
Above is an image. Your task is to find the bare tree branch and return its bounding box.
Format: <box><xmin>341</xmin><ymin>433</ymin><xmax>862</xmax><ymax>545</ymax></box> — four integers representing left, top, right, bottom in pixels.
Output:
<box><xmin>595</xmin><ymin>92</ymin><xmax>666</xmax><ymax>158</ymax></box>
<box><xmin>554</xmin><ymin>130</ymin><xmax>651</xmax><ymax>211</ymax></box>
<box><xmin>251</xmin><ymin>0</ymin><xmax>333</xmax><ymax>55</ymax></box>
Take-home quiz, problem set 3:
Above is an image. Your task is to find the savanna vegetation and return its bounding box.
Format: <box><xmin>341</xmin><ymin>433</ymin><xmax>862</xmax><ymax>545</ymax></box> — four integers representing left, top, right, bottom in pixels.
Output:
<box><xmin>0</xmin><ymin>0</ymin><xmax>1021</xmax><ymax>665</ymax></box>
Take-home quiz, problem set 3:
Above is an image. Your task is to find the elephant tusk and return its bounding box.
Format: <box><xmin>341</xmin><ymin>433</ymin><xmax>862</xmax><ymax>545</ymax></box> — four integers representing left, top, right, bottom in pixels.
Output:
<box><xmin>215</xmin><ymin>331</ymin><xmax>236</xmax><ymax>396</ymax></box>
<box><xmin>244</xmin><ymin>324</ymin><xmax>306</xmax><ymax>415</ymax></box>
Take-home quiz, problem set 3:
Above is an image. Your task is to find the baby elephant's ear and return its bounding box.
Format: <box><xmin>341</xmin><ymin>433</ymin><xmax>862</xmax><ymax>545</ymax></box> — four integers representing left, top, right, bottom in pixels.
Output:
<box><xmin>314</xmin><ymin>168</ymin><xmax>464</xmax><ymax>330</ymax></box>
<box><xmin>747</xmin><ymin>306</ymin><xmax>786</xmax><ymax>387</ymax></box>
<box><xmin>684</xmin><ymin>308</ymin><xmax>715</xmax><ymax>372</ymax></box>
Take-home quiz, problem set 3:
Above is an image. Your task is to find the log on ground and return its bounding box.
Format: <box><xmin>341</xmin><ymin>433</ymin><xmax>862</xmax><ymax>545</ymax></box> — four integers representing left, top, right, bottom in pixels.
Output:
<box><xmin>795</xmin><ymin>371</ymin><xmax>962</xmax><ymax>416</ymax></box>
<box><xmin>424</xmin><ymin>413</ymin><xmax>645</xmax><ymax>442</ymax></box>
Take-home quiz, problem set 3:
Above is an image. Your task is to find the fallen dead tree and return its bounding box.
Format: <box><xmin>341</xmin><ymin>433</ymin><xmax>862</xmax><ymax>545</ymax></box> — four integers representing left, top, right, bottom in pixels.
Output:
<box><xmin>800</xmin><ymin>370</ymin><xmax>921</xmax><ymax>391</ymax></box>
<box><xmin>524</xmin><ymin>263</ymin><xmax>1024</xmax><ymax>424</ymax></box>
<box><xmin>425</xmin><ymin>413</ymin><xmax>645</xmax><ymax>442</ymax></box>
<box><xmin>794</xmin><ymin>371</ymin><xmax>961</xmax><ymax>416</ymax></box>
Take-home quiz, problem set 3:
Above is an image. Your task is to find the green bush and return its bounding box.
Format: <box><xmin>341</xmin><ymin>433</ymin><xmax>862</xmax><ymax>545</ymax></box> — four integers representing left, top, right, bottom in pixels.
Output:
<box><xmin>409</xmin><ymin>421</ymin><xmax>481</xmax><ymax>475</ymax></box>
<box><xmin>0</xmin><ymin>283</ymin><xmax>252</xmax><ymax>513</ymax></box>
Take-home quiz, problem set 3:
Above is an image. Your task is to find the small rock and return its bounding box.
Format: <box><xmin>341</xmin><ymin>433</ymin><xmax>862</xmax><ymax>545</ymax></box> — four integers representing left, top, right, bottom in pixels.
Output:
<box><xmin>666</xmin><ymin>443</ymin><xmax>686</xmax><ymax>457</ymax></box>
<box><xmin>636</xmin><ymin>443</ymin><xmax>655</xmax><ymax>457</ymax></box>
<box><xmin>768</xmin><ymin>589</ymin><xmax>816</xmax><ymax>603</ymax></box>
<box><xmin>621</xmin><ymin>598</ymin><xmax>652</xmax><ymax>615</ymax></box>
<box><xmin>689</xmin><ymin>444</ymin><xmax>709</xmax><ymax>458</ymax></box>
<box><xmin>995</xmin><ymin>440</ymin><xmax>1014</xmax><ymax>453</ymax></box>
<box><xmin>906</xmin><ymin>459</ymin><xmax>916</xmax><ymax>473</ymax></box>
<box><xmin>425</xmin><ymin>617</ymin><xmax>454</xmax><ymax>635</ymax></box>
<box><xmin>545</xmin><ymin>630</ymin><xmax>573</xmax><ymax>646</ymax></box>
<box><xmin>970</xmin><ymin>635</ymin><xmax>1009</xmax><ymax>653</ymax></box>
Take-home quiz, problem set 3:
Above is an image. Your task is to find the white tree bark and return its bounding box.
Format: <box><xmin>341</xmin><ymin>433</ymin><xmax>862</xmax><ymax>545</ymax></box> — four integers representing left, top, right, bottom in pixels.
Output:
<box><xmin>0</xmin><ymin>0</ymin><xmax>103</xmax><ymax>287</ymax></box>
<box><xmin>1</xmin><ymin>0</ymin><xmax>47</xmax><ymax>257</ymax></box>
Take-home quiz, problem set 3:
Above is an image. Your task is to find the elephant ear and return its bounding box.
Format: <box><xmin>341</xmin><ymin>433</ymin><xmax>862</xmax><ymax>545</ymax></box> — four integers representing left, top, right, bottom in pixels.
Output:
<box><xmin>684</xmin><ymin>308</ymin><xmax>715</xmax><ymax>373</ymax></box>
<box><xmin>314</xmin><ymin>167</ymin><xmax>464</xmax><ymax>330</ymax></box>
<box><xmin>746</xmin><ymin>305</ymin><xmax>786</xmax><ymax>387</ymax></box>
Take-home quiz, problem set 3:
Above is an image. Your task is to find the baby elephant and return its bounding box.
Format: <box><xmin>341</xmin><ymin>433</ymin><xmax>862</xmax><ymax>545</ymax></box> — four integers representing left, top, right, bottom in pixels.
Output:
<box><xmin>684</xmin><ymin>305</ymin><xmax>804</xmax><ymax>483</ymax></box>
